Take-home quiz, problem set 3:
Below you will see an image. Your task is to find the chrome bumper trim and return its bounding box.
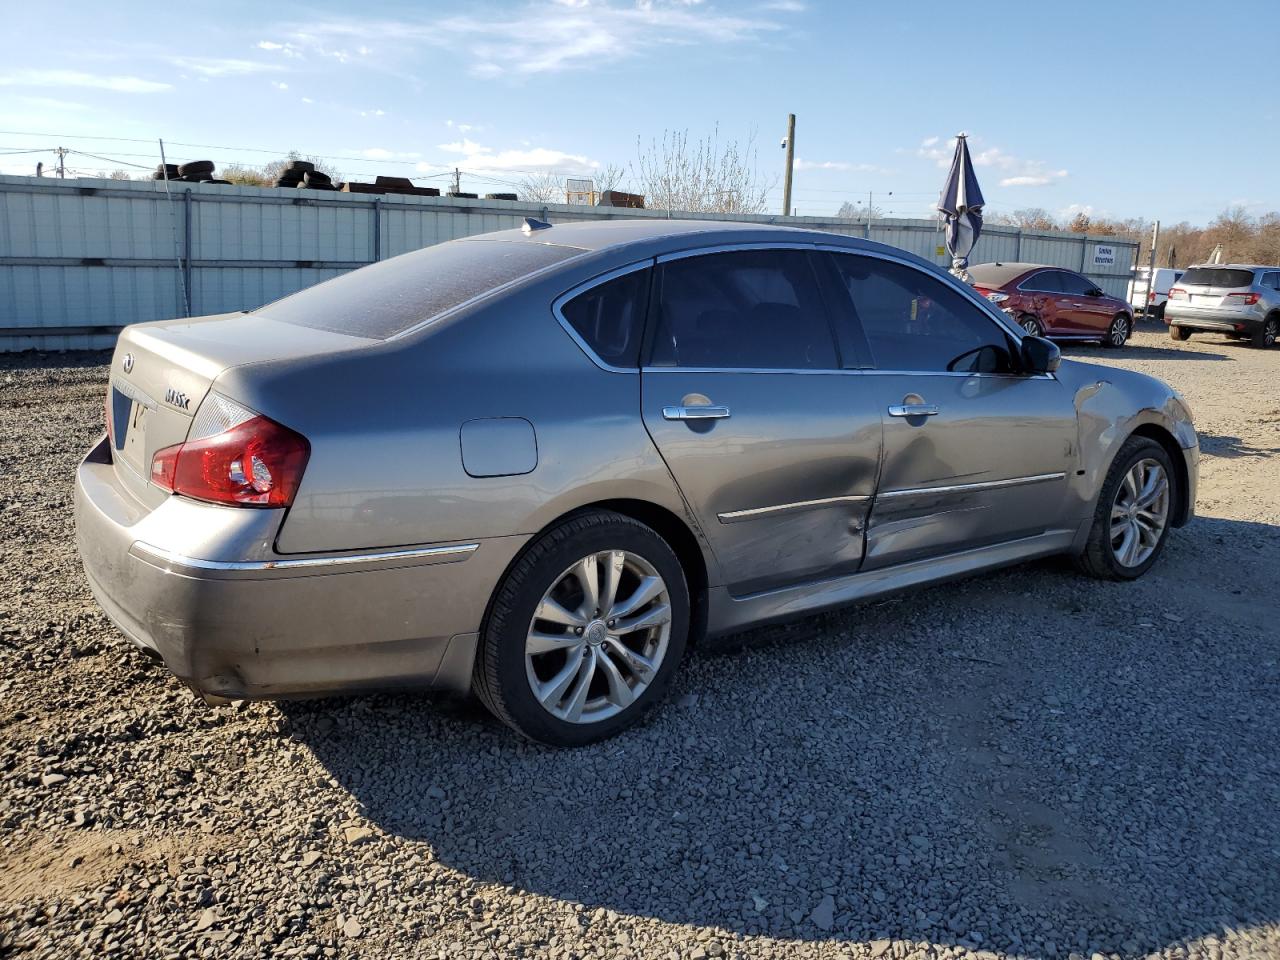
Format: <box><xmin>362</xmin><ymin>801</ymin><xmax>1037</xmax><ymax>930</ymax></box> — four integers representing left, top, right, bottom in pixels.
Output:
<box><xmin>878</xmin><ymin>472</ymin><xmax>1067</xmax><ymax>499</ymax></box>
<box><xmin>130</xmin><ymin>540</ymin><xmax>480</xmax><ymax>578</ymax></box>
<box><xmin>718</xmin><ymin>494</ymin><xmax>871</xmax><ymax>523</ymax></box>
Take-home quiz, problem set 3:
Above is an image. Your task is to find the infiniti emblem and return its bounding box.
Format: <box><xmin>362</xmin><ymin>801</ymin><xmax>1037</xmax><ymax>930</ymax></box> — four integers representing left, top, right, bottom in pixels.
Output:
<box><xmin>122</xmin><ymin>353</ymin><xmax>134</xmax><ymax>374</ymax></box>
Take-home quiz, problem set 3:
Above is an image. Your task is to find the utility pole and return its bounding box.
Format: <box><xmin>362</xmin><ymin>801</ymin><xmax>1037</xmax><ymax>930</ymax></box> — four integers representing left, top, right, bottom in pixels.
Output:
<box><xmin>56</xmin><ymin>147</ymin><xmax>67</xmax><ymax>178</ymax></box>
<box><xmin>453</xmin><ymin>168</ymin><xmax>461</xmax><ymax>195</ymax></box>
<box><xmin>1141</xmin><ymin>220</ymin><xmax>1160</xmax><ymax>318</ymax></box>
<box><xmin>781</xmin><ymin>113</ymin><xmax>795</xmax><ymax>218</ymax></box>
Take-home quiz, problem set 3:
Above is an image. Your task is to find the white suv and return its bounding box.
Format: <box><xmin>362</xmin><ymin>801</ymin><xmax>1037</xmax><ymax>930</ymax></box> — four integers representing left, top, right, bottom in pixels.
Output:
<box><xmin>1166</xmin><ymin>265</ymin><xmax>1280</xmax><ymax>347</ymax></box>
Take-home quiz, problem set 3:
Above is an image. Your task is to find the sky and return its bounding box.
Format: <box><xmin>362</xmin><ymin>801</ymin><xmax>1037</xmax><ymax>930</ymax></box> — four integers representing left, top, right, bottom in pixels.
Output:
<box><xmin>0</xmin><ymin>0</ymin><xmax>1273</xmax><ymax>225</ymax></box>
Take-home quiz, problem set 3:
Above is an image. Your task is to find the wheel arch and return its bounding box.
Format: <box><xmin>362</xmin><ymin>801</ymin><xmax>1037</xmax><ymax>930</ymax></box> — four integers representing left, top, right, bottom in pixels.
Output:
<box><xmin>1129</xmin><ymin>423</ymin><xmax>1191</xmax><ymax>527</ymax></box>
<box><xmin>487</xmin><ymin>498</ymin><xmax>712</xmax><ymax>649</ymax></box>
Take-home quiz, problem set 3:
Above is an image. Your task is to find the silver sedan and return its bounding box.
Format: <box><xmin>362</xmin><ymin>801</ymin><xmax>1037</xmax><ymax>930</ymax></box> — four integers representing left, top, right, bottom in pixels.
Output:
<box><xmin>75</xmin><ymin>220</ymin><xmax>1199</xmax><ymax>745</ymax></box>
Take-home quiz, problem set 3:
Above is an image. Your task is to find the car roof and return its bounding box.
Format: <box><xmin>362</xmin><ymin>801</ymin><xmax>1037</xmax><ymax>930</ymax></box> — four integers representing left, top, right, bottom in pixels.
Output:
<box><xmin>967</xmin><ymin>262</ymin><xmax>1060</xmax><ymax>286</ymax></box>
<box><xmin>1184</xmin><ymin>262</ymin><xmax>1273</xmax><ymax>271</ymax></box>
<box><xmin>460</xmin><ymin>218</ymin><xmax>851</xmax><ymax>255</ymax></box>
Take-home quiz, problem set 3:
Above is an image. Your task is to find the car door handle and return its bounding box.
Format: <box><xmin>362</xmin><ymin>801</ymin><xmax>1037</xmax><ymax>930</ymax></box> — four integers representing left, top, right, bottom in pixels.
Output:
<box><xmin>887</xmin><ymin>403</ymin><xmax>940</xmax><ymax>417</ymax></box>
<box><xmin>663</xmin><ymin>404</ymin><xmax>731</xmax><ymax>421</ymax></box>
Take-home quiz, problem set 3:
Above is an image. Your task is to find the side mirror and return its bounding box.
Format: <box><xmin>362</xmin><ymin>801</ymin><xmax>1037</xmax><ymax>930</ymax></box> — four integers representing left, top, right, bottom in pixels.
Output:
<box><xmin>1089</xmin><ymin>288</ymin><xmax>1104</xmax><ymax>297</ymax></box>
<box><xmin>1021</xmin><ymin>335</ymin><xmax>1060</xmax><ymax>374</ymax></box>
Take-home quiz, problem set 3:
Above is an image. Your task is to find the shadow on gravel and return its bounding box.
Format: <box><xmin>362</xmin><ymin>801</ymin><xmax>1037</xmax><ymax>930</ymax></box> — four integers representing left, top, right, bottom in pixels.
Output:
<box><xmin>1060</xmin><ymin>342</ymin><xmax>1232</xmax><ymax>362</ymax></box>
<box><xmin>281</xmin><ymin>515</ymin><xmax>1280</xmax><ymax>958</ymax></box>
<box><xmin>1197</xmin><ymin>432</ymin><xmax>1280</xmax><ymax>460</ymax></box>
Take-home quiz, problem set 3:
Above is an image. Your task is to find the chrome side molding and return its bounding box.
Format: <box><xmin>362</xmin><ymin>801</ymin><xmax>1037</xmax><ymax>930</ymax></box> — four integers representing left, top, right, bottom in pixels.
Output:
<box><xmin>131</xmin><ymin>540</ymin><xmax>480</xmax><ymax>579</ymax></box>
<box><xmin>718</xmin><ymin>494</ymin><xmax>871</xmax><ymax>524</ymax></box>
<box><xmin>878</xmin><ymin>472</ymin><xmax>1067</xmax><ymax>499</ymax></box>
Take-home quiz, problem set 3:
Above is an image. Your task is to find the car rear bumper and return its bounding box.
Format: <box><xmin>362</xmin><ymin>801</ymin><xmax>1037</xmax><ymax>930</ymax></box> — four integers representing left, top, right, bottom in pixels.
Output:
<box><xmin>1166</xmin><ymin>304</ymin><xmax>1263</xmax><ymax>332</ymax></box>
<box><xmin>74</xmin><ymin>436</ymin><xmax>526</xmax><ymax>700</ymax></box>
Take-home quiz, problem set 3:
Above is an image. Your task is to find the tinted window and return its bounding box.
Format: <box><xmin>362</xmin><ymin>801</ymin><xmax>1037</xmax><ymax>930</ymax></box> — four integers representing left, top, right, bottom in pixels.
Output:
<box><xmin>259</xmin><ymin>240</ymin><xmax>581</xmax><ymax>339</ymax></box>
<box><xmin>826</xmin><ymin>254</ymin><xmax>1016</xmax><ymax>373</ymax></box>
<box><xmin>649</xmin><ymin>249</ymin><xmax>838</xmax><ymax>369</ymax></box>
<box><xmin>1179</xmin><ymin>267</ymin><xmax>1256</xmax><ymax>289</ymax></box>
<box><xmin>1262</xmin><ymin>272</ymin><xmax>1280</xmax><ymax>290</ymax></box>
<box><xmin>560</xmin><ymin>267</ymin><xmax>650</xmax><ymax>367</ymax></box>
<box><xmin>1058</xmin><ymin>271</ymin><xmax>1097</xmax><ymax>295</ymax></box>
<box><xmin>1020</xmin><ymin>270</ymin><xmax>1062</xmax><ymax>293</ymax></box>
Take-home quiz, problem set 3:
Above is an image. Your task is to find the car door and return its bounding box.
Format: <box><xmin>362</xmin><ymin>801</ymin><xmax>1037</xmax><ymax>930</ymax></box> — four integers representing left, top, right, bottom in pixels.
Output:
<box><xmin>640</xmin><ymin>246</ymin><xmax>883</xmax><ymax>596</ymax></box>
<box><xmin>821</xmin><ymin>250</ymin><xmax>1080</xmax><ymax>571</ymax></box>
<box><xmin>1058</xmin><ymin>270</ymin><xmax>1114</xmax><ymax>334</ymax></box>
<box><xmin>1017</xmin><ymin>269</ymin><xmax>1064</xmax><ymax>334</ymax></box>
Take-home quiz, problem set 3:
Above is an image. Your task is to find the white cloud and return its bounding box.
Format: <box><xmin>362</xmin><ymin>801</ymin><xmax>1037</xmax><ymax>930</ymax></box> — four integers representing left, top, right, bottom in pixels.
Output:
<box><xmin>167</xmin><ymin>56</ymin><xmax>285</xmax><ymax>77</ymax></box>
<box><xmin>301</xmin><ymin>97</ymin><xmax>314</xmax><ymax>104</ymax></box>
<box><xmin>359</xmin><ymin>147</ymin><xmax>420</xmax><ymax>160</ymax></box>
<box><xmin>430</xmin><ymin>138</ymin><xmax>598</xmax><ymax>173</ymax></box>
<box><xmin>0</xmin><ymin>69</ymin><xmax>171</xmax><ymax>93</ymax></box>
<box><xmin>273</xmin><ymin>81</ymin><xmax>289</xmax><ymax>90</ymax></box>
<box><xmin>257</xmin><ymin>40</ymin><xmax>303</xmax><ymax>58</ymax></box>
<box><xmin>793</xmin><ymin>158</ymin><xmax>889</xmax><ymax>173</ymax></box>
<box><xmin>917</xmin><ymin>134</ymin><xmax>1068</xmax><ymax>188</ymax></box>
<box><xmin>446</xmin><ymin>119</ymin><xmax>482</xmax><ymax>134</ymax></box>
<box><xmin>282</xmin><ymin>1</ymin><xmax>796</xmax><ymax>77</ymax></box>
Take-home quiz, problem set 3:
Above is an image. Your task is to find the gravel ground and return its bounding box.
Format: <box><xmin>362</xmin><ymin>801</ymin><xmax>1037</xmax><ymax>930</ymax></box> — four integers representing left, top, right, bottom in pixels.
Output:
<box><xmin>1</xmin><ymin>323</ymin><xmax>1278</xmax><ymax>960</ymax></box>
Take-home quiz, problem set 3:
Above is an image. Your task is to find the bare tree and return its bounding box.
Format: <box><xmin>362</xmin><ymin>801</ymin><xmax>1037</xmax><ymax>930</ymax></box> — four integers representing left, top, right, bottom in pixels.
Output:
<box><xmin>518</xmin><ymin>172</ymin><xmax>565</xmax><ymax>203</ymax></box>
<box><xmin>837</xmin><ymin>200</ymin><xmax>883</xmax><ymax>222</ymax></box>
<box><xmin>592</xmin><ymin>163</ymin><xmax>628</xmax><ymax>197</ymax></box>
<box><xmin>630</xmin><ymin>126</ymin><xmax>773</xmax><ymax>215</ymax></box>
<box><xmin>108</xmin><ymin>169</ymin><xmax>133</xmax><ymax>181</ymax></box>
<box><xmin>220</xmin><ymin>163</ymin><xmax>272</xmax><ymax>187</ymax></box>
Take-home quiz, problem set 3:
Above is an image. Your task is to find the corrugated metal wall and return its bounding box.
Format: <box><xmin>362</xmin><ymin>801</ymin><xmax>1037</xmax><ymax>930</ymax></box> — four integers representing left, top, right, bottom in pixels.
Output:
<box><xmin>0</xmin><ymin>174</ymin><xmax>1138</xmax><ymax>351</ymax></box>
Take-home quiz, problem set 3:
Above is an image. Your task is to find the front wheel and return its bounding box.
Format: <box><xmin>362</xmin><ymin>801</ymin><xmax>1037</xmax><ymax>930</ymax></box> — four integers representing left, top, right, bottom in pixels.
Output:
<box><xmin>1074</xmin><ymin>437</ymin><xmax>1176</xmax><ymax>581</ymax></box>
<box><xmin>473</xmin><ymin>510</ymin><xmax>690</xmax><ymax>745</ymax></box>
<box><xmin>1253</xmin><ymin>316</ymin><xmax>1278</xmax><ymax>348</ymax></box>
<box><xmin>1169</xmin><ymin>325</ymin><xmax>1190</xmax><ymax>341</ymax></box>
<box><xmin>1102</xmin><ymin>313</ymin><xmax>1130</xmax><ymax>348</ymax></box>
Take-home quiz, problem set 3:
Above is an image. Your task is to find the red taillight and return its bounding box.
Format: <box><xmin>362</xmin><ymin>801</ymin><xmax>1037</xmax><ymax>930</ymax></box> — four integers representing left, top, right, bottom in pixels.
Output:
<box><xmin>973</xmin><ymin>286</ymin><xmax>992</xmax><ymax>297</ymax></box>
<box><xmin>151</xmin><ymin>408</ymin><xmax>309</xmax><ymax>508</ymax></box>
<box><xmin>1168</xmin><ymin>287</ymin><xmax>1187</xmax><ymax>300</ymax></box>
<box><xmin>1227</xmin><ymin>292</ymin><xmax>1260</xmax><ymax>305</ymax></box>
<box><xmin>1147</xmin><ymin>290</ymin><xmax>1156</xmax><ymax>302</ymax></box>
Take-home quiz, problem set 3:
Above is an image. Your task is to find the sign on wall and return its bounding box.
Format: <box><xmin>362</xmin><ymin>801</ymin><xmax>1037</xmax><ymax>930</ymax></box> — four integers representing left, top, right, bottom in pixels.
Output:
<box><xmin>1092</xmin><ymin>244</ymin><xmax>1117</xmax><ymax>267</ymax></box>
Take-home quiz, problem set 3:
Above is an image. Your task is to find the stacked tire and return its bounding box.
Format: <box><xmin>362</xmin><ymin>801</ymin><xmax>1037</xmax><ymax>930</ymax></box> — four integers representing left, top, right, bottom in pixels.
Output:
<box><xmin>150</xmin><ymin>160</ymin><xmax>230</xmax><ymax>185</ymax></box>
<box><xmin>274</xmin><ymin>159</ymin><xmax>337</xmax><ymax>191</ymax></box>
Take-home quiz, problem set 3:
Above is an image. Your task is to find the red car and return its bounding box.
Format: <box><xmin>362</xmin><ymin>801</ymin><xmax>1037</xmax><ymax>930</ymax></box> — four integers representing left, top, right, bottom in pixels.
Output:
<box><xmin>969</xmin><ymin>262</ymin><xmax>1134</xmax><ymax>348</ymax></box>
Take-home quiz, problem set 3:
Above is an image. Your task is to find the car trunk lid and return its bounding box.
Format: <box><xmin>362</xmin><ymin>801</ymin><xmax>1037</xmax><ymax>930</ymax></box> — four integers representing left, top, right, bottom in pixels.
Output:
<box><xmin>106</xmin><ymin>313</ymin><xmax>371</xmax><ymax>509</ymax></box>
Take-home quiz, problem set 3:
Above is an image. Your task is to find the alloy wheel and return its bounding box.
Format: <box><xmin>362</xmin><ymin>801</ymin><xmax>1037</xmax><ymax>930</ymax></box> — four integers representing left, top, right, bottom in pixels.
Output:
<box><xmin>524</xmin><ymin>550</ymin><xmax>672</xmax><ymax>724</ymax></box>
<box><xmin>1265</xmin><ymin>319</ymin><xmax>1278</xmax><ymax>347</ymax></box>
<box><xmin>1110</xmin><ymin>458</ymin><xmax>1170</xmax><ymax>568</ymax></box>
<box><xmin>1021</xmin><ymin>317</ymin><xmax>1040</xmax><ymax>336</ymax></box>
<box><xmin>1109</xmin><ymin>316</ymin><xmax>1129</xmax><ymax>346</ymax></box>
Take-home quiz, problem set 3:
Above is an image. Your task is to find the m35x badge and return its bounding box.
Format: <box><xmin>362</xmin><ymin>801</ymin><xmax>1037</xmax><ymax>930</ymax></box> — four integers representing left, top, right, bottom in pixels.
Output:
<box><xmin>122</xmin><ymin>353</ymin><xmax>134</xmax><ymax>374</ymax></box>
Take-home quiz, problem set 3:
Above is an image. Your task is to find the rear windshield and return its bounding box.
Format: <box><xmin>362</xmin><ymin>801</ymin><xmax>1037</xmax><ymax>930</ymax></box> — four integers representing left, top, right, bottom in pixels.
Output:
<box><xmin>1178</xmin><ymin>267</ymin><xmax>1255</xmax><ymax>289</ymax></box>
<box><xmin>257</xmin><ymin>240</ymin><xmax>582</xmax><ymax>339</ymax></box>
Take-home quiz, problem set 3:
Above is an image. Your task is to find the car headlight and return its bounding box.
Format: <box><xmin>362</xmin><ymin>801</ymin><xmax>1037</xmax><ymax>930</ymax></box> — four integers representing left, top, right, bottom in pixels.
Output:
<box><xmin>1171</xmin><ymin>391</ymin><xmax>1194</xmax><ymax>424</ymax></box>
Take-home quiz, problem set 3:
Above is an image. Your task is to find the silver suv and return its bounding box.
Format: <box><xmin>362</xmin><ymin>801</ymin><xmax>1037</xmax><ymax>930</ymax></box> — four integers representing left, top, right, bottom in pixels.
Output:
<box><xmin>1166</xmin><ymin>264</ymin><xmax>1280</xmax><ymax>347</ymax></box>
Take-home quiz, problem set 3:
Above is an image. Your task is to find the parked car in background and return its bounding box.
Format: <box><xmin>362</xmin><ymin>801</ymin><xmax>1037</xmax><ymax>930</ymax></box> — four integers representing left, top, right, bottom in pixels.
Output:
<box><xmin>969</xmin><ymin>262</ymin><xmax>1134</xmax><ymax>347</ymax></box>
<box><xmin>75</xmin><ymin>222</ymin><xmax>1198</xmax><ymax>745</ymax></box>
<box><xmin>1166</xmin><ymin>264</ymin><xmax>1280</xmax><ymax>347</ymax></box>
<box><xmin>1127</xmin><ymin>267</ymin><xmax>1185</xmax><ymax>319</ymax></box>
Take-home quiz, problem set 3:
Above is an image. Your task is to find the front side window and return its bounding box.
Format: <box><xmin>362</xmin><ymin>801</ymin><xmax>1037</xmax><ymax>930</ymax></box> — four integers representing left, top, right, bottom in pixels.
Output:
<box><xmin>1058</xmin><ymin>272</ymin><xmax>1098</xmax><ymax>296</ymax></box>
<box><xmin>825</xmin><ymin>253</ymin><xmax>1017</xmax><ymax>374</ymax></box>
<box><xmin>560</xmin><ymin>267</ymin><xmax>651</xmax><ymax>367</ymax></box>
<box><xmin>648</xmin><ymin>249</ymin><xmax>838</xmax><ymax>369</ymax></box>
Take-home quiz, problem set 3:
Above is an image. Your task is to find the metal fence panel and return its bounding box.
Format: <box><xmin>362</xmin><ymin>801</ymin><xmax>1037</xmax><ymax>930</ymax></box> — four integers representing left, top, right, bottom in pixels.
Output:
<box><xmin>0</xmin><ymin>175</ymin><xmax>1138</xmax><ymax>350</ymax></box>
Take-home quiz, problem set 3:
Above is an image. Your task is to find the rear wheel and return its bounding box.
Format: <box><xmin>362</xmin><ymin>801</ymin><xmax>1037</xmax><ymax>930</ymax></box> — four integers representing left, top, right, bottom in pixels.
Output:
<box><xmin>1018</xmin><ymin>315</ymin><xmax>1042</xmax><ymax>337</ymax></box>
<box><xmin>1102</xmin><ymin>313</ymin><xmax>1130</xmax><ymax>348</ymax></box>
<box><xmin>1253</xmin><ymin>316</ymin><xmax>1278</xmax><ymax>348</ymax></box>
<box><xmin>473</xmin><ymin>510</ymin><xmax>690</xmax><ymax>745</ymax></box>
<box><xmin>1075</xmin><ymin>437</ymin><xmax>1176</xmax><ymax>581</ymax></box>
<box><xmin>1169</xmin><ymin>325</ymin><xmax>1190</xmax><ymax>341</ymax></box>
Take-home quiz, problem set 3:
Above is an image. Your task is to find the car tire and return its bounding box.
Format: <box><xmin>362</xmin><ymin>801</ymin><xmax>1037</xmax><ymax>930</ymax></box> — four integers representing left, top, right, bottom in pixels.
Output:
<box><xmin>178</xmin><ymin>160</ymin><xmax>214</xmax><ymax>176</ymax></box>
<box><xmin>1018</xmin><ymin>315</ymin><xmax>1042</xmax><ymax>337</ymax></box>
<box><xmin>1074</xmin><ymin>436</ymin><xmax>1177</xmax><ymax>581</ymax></box>
<box><xmin>473</xmin><ymin>510</ymin><xmax>690</xmax><ymax>745</ymax></box>
<box><xmin>1252</xmin><ymin>316</ymin><xmax>1278</xmax><ymax>348</ymax></box>
<box><xmin>1102</xmin><ymin>313</ymin><xmax>1130</xmax><ymax>348</ymax></box>
<box><xmin>1169</xmin><ymin>325</ymin><xmax>1190</xmax><ymax>341</ymax></box>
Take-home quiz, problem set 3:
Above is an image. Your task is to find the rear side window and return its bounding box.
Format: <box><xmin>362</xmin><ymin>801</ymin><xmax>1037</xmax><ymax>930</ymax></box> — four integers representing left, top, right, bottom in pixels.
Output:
<box><xmin>1179</xmin><ymin>267</ymin><xmax>1256</xmax><ymax>288</ymax></box>
<box><xmin>826</xmin><ymin>253</ymin><xmax>1017</xmax><ymax>374</ymax></box>
<box><xmin>1261</xmin><ymin>272</ymin><xmax>1280</xmax><ymax>290</ymax></box>
<box><xmin>648</xmin><ymin>249</ymin><xmax>838</xmax><ymax>369</ymax></box>
<box><xmin>560</xmin><ymin>267</ymin><xmax>651</xmax><ymax>367</ymax></box>
<box><xmin>1058</xmin><ymin>272</ymin><xmax>1097</xmax><ymax>295</ymax></box>
<box><xmin>258</xmin><ymin>240</ymin><xmax>581</xmax><ymax>339</ymax></box>
<box><xmin>1020</xmin><ymin>271</ymin><xmax>1062</xmax><ymax>293</ymax></box>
